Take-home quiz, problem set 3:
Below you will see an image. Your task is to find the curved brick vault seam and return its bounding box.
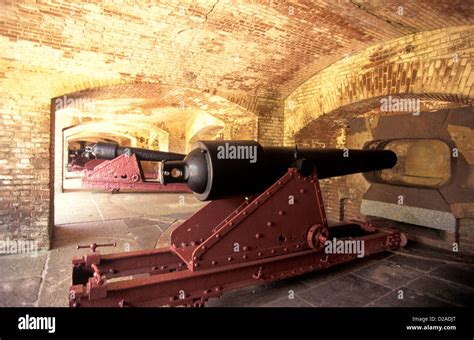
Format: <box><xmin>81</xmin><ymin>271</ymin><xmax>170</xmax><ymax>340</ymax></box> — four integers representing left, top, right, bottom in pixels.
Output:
<box><xmin>51</xmin><ymin>82</ymin><xmax>261</xmax><ymax>158</ymax></box>
<box><xmin>284</xmin><ymin>26</ymin><xmax>474</xmax><ymax>144</ymax></box>
<box><xmin>294</xmin><ymin>93</ymin><xmax>471</xmax><ymax>141</ymax></box>
<box><xmin>52</xmin><ymin>82</ymin><xmax>262</xmax><ymax>119</ymax></box>
<box><xmin>63</xmin><ymin>121</ymin><xmax>169</xmax><ymax>146</ymax></box>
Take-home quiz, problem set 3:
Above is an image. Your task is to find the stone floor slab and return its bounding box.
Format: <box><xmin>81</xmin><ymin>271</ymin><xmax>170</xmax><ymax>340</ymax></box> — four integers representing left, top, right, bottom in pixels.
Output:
<box><xmin>96</xmin><ymin>193</ymin><xmax>205</xmax><ymax>221</ymax></box>
<box><xmin>207</xmin><ymin>277</ymin><xmax>311</xmax><ymax>307</ymax></box>
<box><xmin>54</xmin><ymin>219</ymin><xmax>129</xmax><ymax>240</ymax></box>
<box><xmin>264</xmin><ymin>296</ymin><xmax>314</xmax><ymax>307</ymax></box>
<box><xmin>55</xmin><ymin>192</ymin><xmax>206</xmax><ymax>225</ymax></box>
<box><xmin>394</xmin><ymin>245</ymin><xmax>474</xmax><ymax>264</ymax></box>
<box><xmin>129</xmin><ymin>225</ymin><xmax>162</xmax><ymax>249</ymax></box>
<box><xmin>37</xmin><ymin>265</ymin><xmax>70</xmax><ymax>307</ymax></box>
<box><xmin>156</xmin><ymin>220</ymin><xmax>184</xmax><ymax>248</ymax></box>
<box><xmin>123</xmin><ymin>217</ymin><xmax>169</xmax><ymax>229</ymax></box>
<box><xmin>354</xmin><ymin>261</ymin><xmax>422</xmax><ymax>289</ymax></box>
<box><xmin>0</xmin><ymin>277</ymin><xmax>42</xmax><ymax>307</ymax></box>
<box><xmin>299</xmin><ymin>252</ymin><xmax>392</xmax><ymax>288</ymax></box>
<box><xmin>428</xmin><ymin>263</ymin><xmax>474</xmax><ymax>288</ymax></box>
<box><xmin>383</xmin><ymin>254</ymin><xmax>444</xmax><ymax>272</ymax></box>
<box><xmin>54</xmin><ymin>192</ymin><xmax>103</xmax><ymax>225</ymax></box>
<box><xmin>298</xmin><ymin>274</ymin><xmax>391</xmax><ymax>307</ymax></box>
<box><xmin>367</xmin><ymin>287</ymin><xmax>455</xmax><ymax>307</ymax></box>
<box><xmin>0</xmin><ymin>252</ymin><xmax>47</xmax><ymax>281</ymax></box>
<box><xmin>407</xmin><ymin>276</ymin><xmax>474</xmax><ymax>307</ymax></box>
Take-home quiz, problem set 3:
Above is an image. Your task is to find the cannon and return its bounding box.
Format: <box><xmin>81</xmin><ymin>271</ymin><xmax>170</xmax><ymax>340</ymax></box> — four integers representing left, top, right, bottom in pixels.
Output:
<box><xmin>67</xmin><ymin>148</ymin><xmax>94</xmax><ymax>172</ymax></box>
<box><xmin>160</xmin><ymin>140</ymin><xmax>396</xmax><ymax>200</ymax></box>
<box><xmin>69</xmin><ymin>140</ymin><xmax>406</xmax><ymax>307</ymax></box>
<box><xmin>81</xmin><ymin>143</ymin><xmax>190</xmax><ymax>193</ymax></box>
<box><xmin>88</xmin><ymin>142</ymin><xmax>185</xmax><ymax>162</ymax></box>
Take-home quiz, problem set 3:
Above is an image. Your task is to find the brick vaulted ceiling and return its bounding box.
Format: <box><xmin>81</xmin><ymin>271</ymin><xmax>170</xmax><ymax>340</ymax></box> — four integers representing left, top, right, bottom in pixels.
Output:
<box><xmin>1</xmin><ymin>0</ymin><xmax>473</xmax><ymax>99</ymax></box>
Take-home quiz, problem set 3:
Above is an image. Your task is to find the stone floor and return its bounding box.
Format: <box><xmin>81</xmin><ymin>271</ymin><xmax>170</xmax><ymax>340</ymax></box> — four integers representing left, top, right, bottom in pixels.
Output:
<box><xmin>54</xmin><ymin>190</ymin><xmax>207</xmax><ymax>225</ymax></box>
<box><xmin>0</xmin><ymin>191</ymin><xmax>473</xmax><ymax>307</ymax></box>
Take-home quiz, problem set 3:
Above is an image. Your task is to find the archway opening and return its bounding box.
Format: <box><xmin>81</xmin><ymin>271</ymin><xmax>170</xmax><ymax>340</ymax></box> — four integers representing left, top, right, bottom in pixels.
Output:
<box><xmin>50</xmin><ymin>84</ymin><xmax>258</xmax><ymax>249</ymax></box>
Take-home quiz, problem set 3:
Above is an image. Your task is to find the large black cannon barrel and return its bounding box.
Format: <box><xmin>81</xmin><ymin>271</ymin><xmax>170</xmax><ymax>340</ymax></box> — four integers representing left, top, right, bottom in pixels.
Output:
<box><xmin>160</xmin><ymin>140</ymin><xmax>397</xmax><ymax>201</ymax></box>
<box><xmin>89</xmin><ymin>142</ymin><xmax>186</xmax><ymax>161</ymax></box>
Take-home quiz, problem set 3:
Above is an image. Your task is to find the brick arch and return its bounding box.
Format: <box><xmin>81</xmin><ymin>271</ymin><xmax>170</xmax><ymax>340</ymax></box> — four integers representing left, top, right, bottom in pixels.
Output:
<box><xmin>52</xmin><ymin>82</ymin><xmax>261</xmax><ymax>118</ymax></box>
<box><xmin>294</xmin><ymin>94</ymin><xmax>469</xmax><ymax>143</ymax></box>
<box><xmin>51</xmin><ymin>82</ymin><xmax>260</xmax><ymax>155</ymax></box>
<box><xmin>285</xmin><ymin>26</ymin><xmax>474</xmax><ymax>145</ymax></box>
<box><xmin>63</xmin><ymin>121</ymin><xmax>170</xmax><ymax>150</ymax></box>
<box><xmin>67</xmin><ymin>132</ymin><xmax>136</xmax><ymax>146</ymax></box>
<box><xmin>186</xmin><ymin>125</ymin><xmax>225</xmax><ymax>153</ymax></box>
<box><xmin>52</xmin><ymin>80</ymin><xmax>262</xmax><ymax>157</ymax></box>
<box><xmin>64</xmin><ymin>124</ymin><xmax>140</xmax><ymax>146</ymax></box>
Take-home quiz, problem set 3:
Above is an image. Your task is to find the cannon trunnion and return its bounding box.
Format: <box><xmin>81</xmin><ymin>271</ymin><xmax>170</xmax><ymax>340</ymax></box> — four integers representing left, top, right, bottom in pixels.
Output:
<box><xmin>69</xmin><ymin>140</ymin><xmax>405</xmax><ymax>307</ymax></box>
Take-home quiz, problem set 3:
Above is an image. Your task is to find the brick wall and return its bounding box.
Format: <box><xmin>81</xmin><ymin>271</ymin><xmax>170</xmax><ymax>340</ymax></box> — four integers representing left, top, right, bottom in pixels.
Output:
<box><xmin>168</xmin><ymin>129</ymin><xmax>186</xmax><ymax>154</ymax></box>
<box><xmin>256</xmin><ymin>99</ymin><xmax>284</xmax><ymax>147</ymax></box>
<box><xmin>0</xmin><ymin>61</ymin><xmax>125</xmax><ymax>250</ymax></box>
<box><xmin>1</xmin><ymin>92</ymin><xmax>52</xmax><ymax>249</ymax></box>
<box><xmin>294</xmin><ymin>117</ymin><xmax>366</xmax><ymax>223</ymax></box>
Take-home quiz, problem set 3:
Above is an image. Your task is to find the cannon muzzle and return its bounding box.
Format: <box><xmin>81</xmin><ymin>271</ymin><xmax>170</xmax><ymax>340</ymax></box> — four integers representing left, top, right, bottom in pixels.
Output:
<box><xmin>160</xmin><ymin>140</ymin><xmax>397</xmax><ymax>201</ymax></box>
